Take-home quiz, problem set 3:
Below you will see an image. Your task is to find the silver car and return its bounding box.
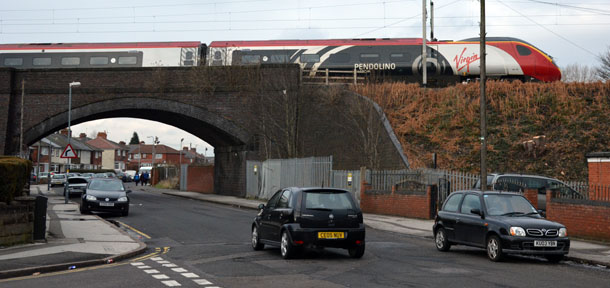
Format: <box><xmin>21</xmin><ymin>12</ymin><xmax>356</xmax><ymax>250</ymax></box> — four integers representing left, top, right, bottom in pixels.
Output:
<box><xmin>50</xmin><ymin>174</ymin><xmax>67</xmax><ymax>187</ymax></box>
<box><xmin>66</xmin><ymin>176</ymin><xmax>89</xmax><ymax>196</ymax></box>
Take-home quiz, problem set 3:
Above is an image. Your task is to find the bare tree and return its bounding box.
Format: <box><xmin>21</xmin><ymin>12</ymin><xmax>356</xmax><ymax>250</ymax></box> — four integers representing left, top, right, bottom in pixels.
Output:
<box><xmin>562</xmin><ymin>63</ymin><xmax>599</xmax><ymax>82</ymax></box>
<box><xmin>597</xmin><ymin>47</ymin><xmax>610</xmax><ymax>81</ymax></box>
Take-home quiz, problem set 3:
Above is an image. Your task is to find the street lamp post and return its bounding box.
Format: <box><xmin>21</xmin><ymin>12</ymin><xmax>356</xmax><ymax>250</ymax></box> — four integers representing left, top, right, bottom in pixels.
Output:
<box><xmin>66</xmin><ymin>81</ymin><xmax>80</xmax><ymax>204</ymax></box>
<box><xmin>147</xmin><ymin>136</ymin><xmax>158</xmax><ymax>184</ymax></box>
<box><xmin>179</xmin><ymin>138</ymin><xmax>184</xmax><ymax>191</ymax></box>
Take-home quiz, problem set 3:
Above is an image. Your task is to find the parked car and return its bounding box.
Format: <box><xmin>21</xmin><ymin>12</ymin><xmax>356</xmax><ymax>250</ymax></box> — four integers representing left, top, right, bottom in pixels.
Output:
<box><xmin>50</xmin><ymin>173</ymin><xmax>67</xmax><ymax>187</ymax></box>
<box><xmin>80</xmin><ymin>178</ymin><xmax>131</xmax><ymax>216</ymax></box>
<box><xmin>117</xmin><ymin>172</ymin><xmax>132</xmax><ymax>182</ymax></box>
<box><xmin>474</xmin><ymin>173</ymin><xmax>583</xmax><ymax>211</ymax></box>
<box><xmin>81</xmin><ymin>173</ymin><xmax>95</xmax><ymax>179</ymax></box>
<box><xmin>31</xmin><ymin>173</ymin><xmax>37</xmax><ymax>182</ymax></box>
<box><xmin>65</xmin><ymin>176</ymin><xmax>88</xmax><ymax>197</ymax></box>
<box><xmin>433</xmin><ymin>190</ymin><xmax>570</xmax><ymax>262</ymax></box>
<box><xmin>39</xmin><ymin>172</ymin><xmax>50</xmax><ymax>179</ymax></box>
<box><xmin>252</xmin><ymin>187</ymin><xmax>365</xmax><ymax>259</ymax></box>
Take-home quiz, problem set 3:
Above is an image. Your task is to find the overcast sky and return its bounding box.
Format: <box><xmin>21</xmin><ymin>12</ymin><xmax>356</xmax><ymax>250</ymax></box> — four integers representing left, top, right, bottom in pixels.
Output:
<box><xmin>3</xmin><ymin>0</ymin><xmax>609</xmax><ymax>153</ymax></box>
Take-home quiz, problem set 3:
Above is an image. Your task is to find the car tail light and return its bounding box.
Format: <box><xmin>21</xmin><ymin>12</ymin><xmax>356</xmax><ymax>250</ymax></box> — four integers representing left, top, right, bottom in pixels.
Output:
<box><xmin>356</xmin><ymin>240</ymin><xmax>362</xmax><ymax>245</ymax></box>
<box><xmin>294</xmin><ymin>240</ymin><xmax>304</xmax><ymax>245</ymax></box>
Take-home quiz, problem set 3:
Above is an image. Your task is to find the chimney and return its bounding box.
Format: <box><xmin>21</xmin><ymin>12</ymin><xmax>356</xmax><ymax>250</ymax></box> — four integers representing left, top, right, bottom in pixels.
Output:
<box><xmin>191</xmin><ymin>147</ymin><xmax>196</xmax><ymax>153</ymax></box>
<box><xmin>97</xmin><ymin>132</ymin><xmax>107</xmax><ymax>139</ymax></box>
<box><xmin>60</xmin><ymin>129</ymin><xmax>69</xmax><ymax>136</ymax></box>
<box><xmin>183</xmin><ymin>146</ymin><xmax>189</xmax><ymax>151</ymax></box>
<box><xmin>119</xmin><ymin>141</ymin><xmax>126</xmax><ymax>145</ymax></box>
<box><xmin>79</xmin><ymin>133</ymin><xmax>87</xmax><ymax>139</ymax></box>
<box><xmin>140</xmin><ymin>141</ymin><xmax>145</xmax><ymax>144</ymax></box>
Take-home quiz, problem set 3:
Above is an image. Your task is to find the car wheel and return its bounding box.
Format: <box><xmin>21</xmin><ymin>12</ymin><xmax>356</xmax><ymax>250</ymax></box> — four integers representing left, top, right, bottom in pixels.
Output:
<box><xmin>435</xmin><ymin>228</ymin><xmax>451</xmax><ymax>252</ymax></box>
<box><xmin>545</xmin><ymin>255</ymin><xmax>563</xmax><ymax>263</ymax></box>
<box><xmin>487</xmin><ymin>235</ymin><xmax>504</xmax><ymax>262</ymax></box>
<box><xmin>348</xmin><ymin>242</ymin><xmax>365</xmax><ymax>258</ymax></box>
<box><xmin>280</xmin><ymin>231</ymin><xmax>295</xmax><ymax>259</ymax></box>
<box><xmin>80</xmin><ymin>205</ymin><xmax>90</xmax><ymax>215</ymax></box>
<box><xmin>252</xmin><ymin>226</ymin><xmax>265</xmax><ymax>251</ymax></box>
<box><xmin>121</xmin><ymin>209</ymin><xmax>129</xmax><ymax>217</ymax></box>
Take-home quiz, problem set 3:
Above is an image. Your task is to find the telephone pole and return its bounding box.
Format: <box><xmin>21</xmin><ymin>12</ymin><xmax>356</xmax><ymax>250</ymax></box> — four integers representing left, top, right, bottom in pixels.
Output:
<box><xmin>422</xmin><ymin>0</ymin><xmax>427</xmax><ymax>87</ymax></box>
<box><xmin>480</xmin><ymin>0</ymin><xmax>488</xmax><ymax>191</ymax></box>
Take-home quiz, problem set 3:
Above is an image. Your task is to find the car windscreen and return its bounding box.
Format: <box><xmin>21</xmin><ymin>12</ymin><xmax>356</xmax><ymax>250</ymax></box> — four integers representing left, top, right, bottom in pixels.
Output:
<box><xmin>304</xmin><ymin>191</ymin><xmax>355</xmax><ymax>210</ymax></box>
<box><xmin>88</xmin><ymin>180</ymin><xmax>124</xmax><ymax>191</ymax></box>
<box><xmin>52</xmin><ymin>175</ymin><xmax>65</xmax><ymax>179</ymax></box>
<box><xmin>483</xmin><ymin>194</ymin><xmax>537</xmax><ymax>216</ymax></box>
<box><xmin>68</xmin><ymin>178</ymin><xmax>88</xmax><ymax>184</ymax></box>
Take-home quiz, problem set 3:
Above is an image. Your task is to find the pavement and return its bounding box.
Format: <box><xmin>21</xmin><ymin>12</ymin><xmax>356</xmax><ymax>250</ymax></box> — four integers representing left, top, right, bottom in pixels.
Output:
<box><xmin>1</xmin><ymin>186</ymin><xmax>609</xmax><ymax>280</ymax></box>
<box><xmin>0</xmin><ymin>184</ymin><xmax>146</xmax><ymax>279</ymax></box>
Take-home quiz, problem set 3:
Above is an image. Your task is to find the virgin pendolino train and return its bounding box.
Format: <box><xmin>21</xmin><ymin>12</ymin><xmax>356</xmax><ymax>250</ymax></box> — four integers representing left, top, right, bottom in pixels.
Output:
<box><xmin>0</xmin><ymin>37</ymin><xmax>561</xmax><ymax>84</ymax></box>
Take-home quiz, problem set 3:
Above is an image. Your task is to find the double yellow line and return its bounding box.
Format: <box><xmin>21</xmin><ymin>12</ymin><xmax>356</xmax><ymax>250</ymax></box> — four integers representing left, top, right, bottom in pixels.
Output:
<box><xmin>116</xmin><ymin>221</ymin><xmax>152</xmax><ymax>239</ymax></box>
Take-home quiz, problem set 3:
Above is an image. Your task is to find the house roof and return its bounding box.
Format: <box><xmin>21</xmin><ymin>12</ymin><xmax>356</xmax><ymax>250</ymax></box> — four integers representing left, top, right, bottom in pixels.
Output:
<box><xmin>87</xmin><ymin>136</ymin><xmax>127</xmax><ymax>150</ymax></box>
<box><xmin>131</xmin><ymin>144</ymin><xmax>180</xmax><ymax>155</ymax></box>
<box><xmin>45</xmin><ymin>133</ymin><xmax>95</xmax><ymax>151</ymax></box>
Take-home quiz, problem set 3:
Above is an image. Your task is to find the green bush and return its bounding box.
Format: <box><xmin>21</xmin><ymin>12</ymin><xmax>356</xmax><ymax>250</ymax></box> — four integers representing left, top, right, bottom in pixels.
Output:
<box><xmin>0</xmin><ymin>157</ymin><xmax>32</xmax><ymax>204</ymax></box>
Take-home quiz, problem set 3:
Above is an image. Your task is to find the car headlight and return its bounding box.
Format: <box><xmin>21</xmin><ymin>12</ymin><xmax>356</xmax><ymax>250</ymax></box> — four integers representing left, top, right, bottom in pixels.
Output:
<box><xmin>117</xmin><ymin>197</ymin><xmax>128</xmax><ymax>202</ymax></box>
<box><xmin>85</xmin><ymin>195</ymin><xmax>97</xmax><ymax>201</ymax></box>
<box><xmin>559</xmin><ymin>228</ymin><xmax>568</xmax><ymax>237</ymax></box>
<box><xmin>510</xmin><ymin>227</ymin><xmax>526</xmax><ymax>237</ymax></box>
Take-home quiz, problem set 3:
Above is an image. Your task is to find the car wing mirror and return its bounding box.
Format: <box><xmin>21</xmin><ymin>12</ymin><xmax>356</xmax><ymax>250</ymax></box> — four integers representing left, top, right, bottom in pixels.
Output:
<box><xmin>471</xmin><ymin>208</ymin><xmax>484</xmax><ymax>217</ymax></box>
<box><xmin>258</xmin><ymin>204</ymin><xmax>265</xmax><ymax>210</ymax></box>
<box><xmin>126</xmin><ymin>190</ymin><xmax>132</xmax><ymax>194</ymax></box>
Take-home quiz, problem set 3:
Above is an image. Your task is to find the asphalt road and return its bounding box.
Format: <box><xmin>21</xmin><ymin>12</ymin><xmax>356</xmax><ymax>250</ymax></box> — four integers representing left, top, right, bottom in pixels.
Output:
<box><xmin>4</xmin><ymin>184</ymin><xmax>610</xmax><ymax>288</ymax></box>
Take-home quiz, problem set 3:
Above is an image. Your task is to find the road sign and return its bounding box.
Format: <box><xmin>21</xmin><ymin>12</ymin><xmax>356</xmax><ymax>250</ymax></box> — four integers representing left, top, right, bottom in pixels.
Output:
<box><xmin>60</xmin><ymin>144</ymin><xmax>78</xmax><ymax>159</ymax></box>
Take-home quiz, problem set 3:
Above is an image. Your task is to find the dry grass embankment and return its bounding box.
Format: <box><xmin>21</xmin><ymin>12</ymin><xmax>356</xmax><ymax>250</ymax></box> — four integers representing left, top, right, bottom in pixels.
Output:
<box><xmin>351</xmin><ymin>81</ymin><xmax>610</xmax><ymax>181</ymax></box>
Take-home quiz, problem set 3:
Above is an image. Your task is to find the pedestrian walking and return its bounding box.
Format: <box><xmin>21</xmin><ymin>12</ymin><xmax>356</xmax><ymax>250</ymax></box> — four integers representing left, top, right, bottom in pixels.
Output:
<box><xmin>143</xmin><ymin>171</ymin><xmax>149</xmax><ymax>186</ymax></box>
<box><xmin>134</xmin><ymin>173</ymin><xmax>140</xmax><ymax>186</ymax></box>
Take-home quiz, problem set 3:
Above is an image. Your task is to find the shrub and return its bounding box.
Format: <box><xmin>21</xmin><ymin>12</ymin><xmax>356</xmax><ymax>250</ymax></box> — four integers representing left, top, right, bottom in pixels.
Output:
<box><xmin>0</xmin><ymin>157</ymin><xmax>33</xmax><ymax>204</ymax></box>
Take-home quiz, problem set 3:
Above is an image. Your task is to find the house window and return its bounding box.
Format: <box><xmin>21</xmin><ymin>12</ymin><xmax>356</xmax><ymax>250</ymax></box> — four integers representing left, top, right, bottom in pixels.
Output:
<box><xmin>41</xmin><ymin>147</ymin><xmax>49</xmax><ymax>155</ymax></box>
<box><xmin>143</xmin><ymin>153</ymin><xmax>147</xmax><ymax>158</ymax></box>
<box><xmin>114</xmin><ymin>162</ymin><xmax>119</xmax><ymax>169</ymax></box>
<box><xmin>54</xmin><ymin>149</ymin><xmax>60</xmax><ymax>157</ymax></box>
<box><xmin>123</xmin><ymin>151</ymin><xmax>126</xmax><ymax>156</ymax></box>
<box><xmin>116</xmin><ymin>150</ymin><xmax>120</xmax><ymax>156</ymax></box>
<box><xmin>155</xmin><ymin>154</ymin><xmax>162</xmax><ymax>159</ymax></box>
<box><xmin>134</xmin><ymin>154</ymin><xmax>140</xmax><ymax>159</ymax></box>
<box><xmin>77</xmin><ymin>150</ymin><xmax>81</xmax><ymax>157</ymax></box>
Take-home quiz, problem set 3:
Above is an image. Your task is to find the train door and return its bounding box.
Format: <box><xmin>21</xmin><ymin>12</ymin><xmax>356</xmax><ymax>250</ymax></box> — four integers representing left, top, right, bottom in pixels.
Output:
<box><xmin>180</xmin><ymin>47</ymin><xmax>197</xmax><ymax>66</ymax></box>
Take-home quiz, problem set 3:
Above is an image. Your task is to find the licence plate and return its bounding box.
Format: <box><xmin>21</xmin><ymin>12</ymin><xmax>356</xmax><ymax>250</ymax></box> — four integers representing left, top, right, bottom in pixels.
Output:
<box><xmin>99</xmin><ymin>202</ymin><xmax>115</xmax><ymax>207</ymax></box>
<box><xmin>534</xmin><ymin>240</ymin><xmax>557</xmax><ymax>247</ymax></box>
<box><xmin>318</xmin><ymin>232</ymin><xmax>345</xmax><ymax>239</ymax></box>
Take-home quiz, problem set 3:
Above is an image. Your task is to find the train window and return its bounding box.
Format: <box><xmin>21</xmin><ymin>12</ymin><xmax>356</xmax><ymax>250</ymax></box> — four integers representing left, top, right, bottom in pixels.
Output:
<box><xmin>185</xmin><ymin>51</ymin><xmax>194</xmax><ymax>60</ymax></box>
<box><xmin>214</xmin><ymin>51</ymin><xmax>222</xmax><ymax>60</ymax></box>
<box><xmin>241</xmin><ymin>55</ymin><xmax>261</xmax><ymax>64</ymax></box>
<box><xmin>90</xmin><ymin>57</ymin><xmax>109</xmax><ymax>65</ymax></box>
<box><xmin>270</xmin><ymin>54</ymin><xmax>289</xmax><ymax>63</ymax></box>
<box><xmin>4</xmin><ymin>58</ymin><xmax>23</xmax><ymax>66</ymax></box>
<box><xmin>516</xmin><ymin>45</ymin><xmax>532</xmax><ymax>56</ymax></box>
<box><xmin>390</xmin><ymin>53</ymin><xmax>410</xmax><ymax>62</ymax></box>
<box><xmin>329</xmin><ymin>53</ymin><xmax>350</xmax><ymax>63</ymax></box>
<box><xmin>118</xmin><ymin>57</ymin><xmax>137</xmax><ymax>65</ymax></box>
<box><xmin>300</xmin><ymin>54</ymin><xmax>320</xmax><ymax>63</ymax></box>
<box><xmin>360</xmin><ymin>53</ymin><xmax>379</xmax><ymax>61</ymax></box>
<box><xmin>33</xmin><ymin>57</ymin><xmax>52</xmax><ymax>66</ymax></box>
<box><xmin>61</xmin><ymin>57</ymin><xmax>80</xmax><ymax>66</ymax></box>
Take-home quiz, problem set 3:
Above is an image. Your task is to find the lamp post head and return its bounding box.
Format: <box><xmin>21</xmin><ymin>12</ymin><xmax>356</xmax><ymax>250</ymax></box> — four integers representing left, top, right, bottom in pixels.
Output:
<box><xmin>69</xmin><ymin>82</ymin><xmax>81</xmax><ymax>87</ymax></box>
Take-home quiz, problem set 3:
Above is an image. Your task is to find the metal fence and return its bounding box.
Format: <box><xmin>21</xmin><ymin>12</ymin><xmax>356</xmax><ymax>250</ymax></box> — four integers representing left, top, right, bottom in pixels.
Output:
<box><xmin>246</xmin><ymin>156</ymin><xmax>333</xmax><ymax>200</ymax></box>
<box><xmin>561</xmin><ymin>181</ymin><xmax>610</xmax><ymax>202</ymax></box>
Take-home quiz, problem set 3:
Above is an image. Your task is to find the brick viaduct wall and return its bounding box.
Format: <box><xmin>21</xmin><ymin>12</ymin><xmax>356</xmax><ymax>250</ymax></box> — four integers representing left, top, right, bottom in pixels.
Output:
<box><xmin>0</xmin><ymin>66</ymin><xmax>408</xmax><ymax>197</ymax></box>
<box><xmin>0</xmin><ymin>201</ymin><xmax>34</xmax><ymax>246</ymax></box>
<box><xmin>188</xmin><ymin>165</ymin><xmax>214</xmax><ymax>194</ymax></box>
<box><xmin>360</xmin><ymin>183</ymin><xmax>435</xmax><ymax>219</ymax></box>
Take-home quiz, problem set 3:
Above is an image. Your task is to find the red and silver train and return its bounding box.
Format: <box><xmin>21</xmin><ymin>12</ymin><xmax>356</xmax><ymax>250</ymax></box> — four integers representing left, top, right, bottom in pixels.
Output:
<box><xmin>0</xmin><ymin>37</ymin><xmax>561</xmax><ymax>83</ymax></box>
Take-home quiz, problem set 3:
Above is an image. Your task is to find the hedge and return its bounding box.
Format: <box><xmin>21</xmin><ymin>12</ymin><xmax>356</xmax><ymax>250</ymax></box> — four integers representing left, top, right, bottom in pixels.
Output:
<box><xmin>0</xmin><ymin>156</ymin><xmax>32</xmax><ymax>204</ymax></box>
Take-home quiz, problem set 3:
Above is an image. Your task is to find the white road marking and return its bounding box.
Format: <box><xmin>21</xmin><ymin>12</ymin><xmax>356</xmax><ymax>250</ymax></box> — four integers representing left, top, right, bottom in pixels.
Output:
<box><xmin>157</xmin><ymin>260</ymin><xmax>171</xmax><ymax>264</ymax></box>
<box><xmin>151</xmin><ymin>257</ymin><xmax>164</xmax><ymax>261</ymax></box>
<box><xmin>153</xmin><ymin>274</ymin><xmax>170</xmax><ymax>280</ymax></box>
<box><xmin>131</xmin><ymin>262</ymin><xmax>145</xmax><ymax>266</ymax></box>
<box><xmin>172</xmin><ymin>268</ymin><xmax>188</xmax><ymax>273</ymax></box>
<box><xmin>181</xmin><ymin>273</ymin><xmax>199</xmax><ymax>278</ymax></box>
<box><xmin>144</xmin><ymin>269</ymin><xmax>160</xmax><ymax>274</ymax></box>
<box><xmin>163</xmin><ymin>264</ymin><xmax>178</xmax><ymax>267</ymax></box>
<box><xmin>161</xmin><ymin>280</ymin><xmax>182</xmax><ymax>287</ymax></box>
<box><xmin>193</xmin><ymin>279</ymin><xmax>213</xmax><ymax>285</ymax></box>
<box><xmin>138</xmin><ymin>265</ymin><xmax>152</xmax><ymax>269</ymax></box>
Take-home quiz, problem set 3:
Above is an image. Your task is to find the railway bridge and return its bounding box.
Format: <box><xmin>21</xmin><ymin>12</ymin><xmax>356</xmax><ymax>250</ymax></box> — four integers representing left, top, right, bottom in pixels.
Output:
<box><xmin>0</xmin><ymin>65</ymin><xmax>407</xmax><ymax>196</ymax></box>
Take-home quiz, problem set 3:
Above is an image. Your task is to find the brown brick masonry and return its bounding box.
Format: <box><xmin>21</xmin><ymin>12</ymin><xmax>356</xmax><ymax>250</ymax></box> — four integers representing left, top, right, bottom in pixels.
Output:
<box><xmin>360</xmin><ymin>182</ymin><xmax>434</xmax><ymax>219</ymax></box>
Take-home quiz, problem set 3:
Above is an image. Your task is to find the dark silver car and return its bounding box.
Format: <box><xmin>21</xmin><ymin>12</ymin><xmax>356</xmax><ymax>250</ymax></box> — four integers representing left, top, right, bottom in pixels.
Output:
<box><xmin>474</xmin><ymin>173</ymin><xmax>583</xmax><ymax>210</ymax></box>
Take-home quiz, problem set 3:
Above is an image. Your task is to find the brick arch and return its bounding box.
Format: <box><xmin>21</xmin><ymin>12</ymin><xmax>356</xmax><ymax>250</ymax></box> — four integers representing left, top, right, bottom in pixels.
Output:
<box><xmin>23</xmin><ymin>97</ymin><xmax>250</xmax><ymax>147</ymax></box>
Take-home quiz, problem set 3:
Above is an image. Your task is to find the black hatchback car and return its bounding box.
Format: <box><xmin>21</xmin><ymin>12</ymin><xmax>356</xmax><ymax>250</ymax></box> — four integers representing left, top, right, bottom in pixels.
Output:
<box><xmin>433</xmin><ymin>190</ymin><xmax>569</xmax><ymax>262</ymax></box>
<box><xmin>252</xmin><ymin>187</ymin><xmax>365</xmax><ymax>259</ymax></box>
<box><xmin>80</xmin><ymin>178</ymin><xmax>131</xmax><ymax>216</ymax></box>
